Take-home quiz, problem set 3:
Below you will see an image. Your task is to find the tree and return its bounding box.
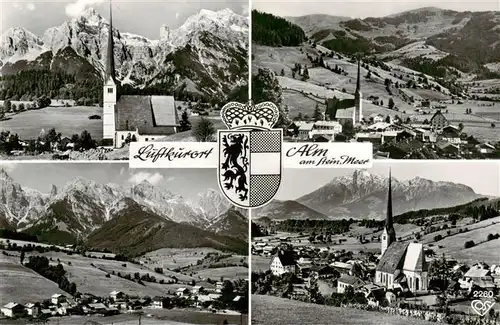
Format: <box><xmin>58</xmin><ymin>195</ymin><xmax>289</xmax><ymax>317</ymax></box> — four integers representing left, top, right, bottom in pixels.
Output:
<box><xmin>302</xmin><ymin>67</ymin><xmax>309</xmax><ymax>81</ymax></box>
<box><xmin>280</xmin><ymin>68</ymin><xmax>285</xmax><ymax>76</ymax></box>
<box><xmin>20</xmin><ymin>251</ymin><xmax>25</xmax><ymax>264</ymax></box>
<box><xmin>36</xmin><ymin>96</ymin><xmax>51</xmax><ymax>109</ymax></box>
<box><xmin>313</xmin><ymin>104</ymin><xmax>322</xmax><ymax>121</ymax></box>
<box><xmin>342</xmin><ymin>120</ymin><xmax>355</xmax><ymax>138</ymax></box>
<box><xmin>179</xmin><ymin>111</ymin><xmax>191</xmax><ymax>132</ymax></box>
<box><xmin>78</xmin><ymin>130</ymin><xmax>96</xmax><ymax>150</ymax></box>
<box><xmin>18</xmin><ymin>103</ymin><xmax>25</xmax><ymax>111</ymax></box>
<box><xmin>194</xmin><ymin>118</ymin><xmax>215</xmax><ymax>142</ymax></box>
<box><xmin>4</xmin><ymin>99</ymin><xmax>11</xmax><ymax>112</ymax></box>
<box><xmin>458</xmin><ymin>123</ymin><xmax>464</xmax><ymax>131</ymax></box>
<box><xmin>388</xmin><ymin>98</ymin><xmax>395</xmax><ymax>110</ymax></box>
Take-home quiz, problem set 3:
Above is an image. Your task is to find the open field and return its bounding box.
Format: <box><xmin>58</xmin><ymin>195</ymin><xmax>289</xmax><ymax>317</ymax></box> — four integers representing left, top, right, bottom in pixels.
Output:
<box><xmin>193</xmin><ymin>266</ymin><xmax>248</xmax><ymax>280</ymax></box>
<box><xmin>142</xmin><ymin>248</ymin><xmax>222</xmax><ymax>270</ymax></box>
<box><xmin>0</xmin><ymin>106</ymin><xmax>102</xmax><ymax>140</ymax></box>
<box><xmin>252</xmin><ymin>295</ymin><xmax>436</xmax><ymax>325</ymax></box>
<box><xmin>0</xmin><ymin>308</ymin><xmax>248</xmax><ymax>325</ymax></box>
<box><xmin>0</xmin><ymin>254</ymin><xmax>67</xmax><ymax>306</ymax></box>
<box><xmin>251</xmin><ymin>255</ymin><xmax>271</xmax><ymax>273</ymax></box>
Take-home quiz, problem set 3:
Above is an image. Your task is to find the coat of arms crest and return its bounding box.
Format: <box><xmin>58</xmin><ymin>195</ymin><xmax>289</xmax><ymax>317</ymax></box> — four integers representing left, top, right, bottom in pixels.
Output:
<box><xmin>218</xmin><ymin>101</ymin><xmax>283</xmax><ymax>209</ymax></box>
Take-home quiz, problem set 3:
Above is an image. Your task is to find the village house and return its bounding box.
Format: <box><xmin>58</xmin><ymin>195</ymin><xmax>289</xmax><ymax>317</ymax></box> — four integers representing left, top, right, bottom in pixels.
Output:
<box><xmin>337</xmin><ymin>275</ymin><xmax>365</xmax><ymax>293</ymax></box>
<box><xmin>152</xmin><ymin>296</ymin><xmax>168</xmax><ymax>309</ymax></box>
<box><xmin>440</xmin><ymin>125</ymin><xmax>461</xmax><ymax>144</ymax></box>
<box><xmin>270</xmin><ymin>251</ymin><xmax>296</xmax><ymax>276</ymax></box>
<box><xmin>25</xmin><ymin>303</ymin><xmax>39</xmax><ymax>317</ymax></box>
<box><xmin>110</xmin><ymin>290</ymin><xmax>125</xmax><ymax>302</ymax></box>
<box><xmin>430</xmin><ymin>111</ymin><xmax>449</xmax><ymax>130</ymax></box>
<box><xmin>192</xmin><ymin>285</ymin><xmax>205</xmax><ymax>295</ymax></box>
<box><xmin>1</xmin><ymin>303</ymin><xmax>25</xmax><ymax>318</ymax></box>
<box><xmin>176</xmin><ymin>288</ymin><xmax>190</xmax><ymax>297</ymax></box>
<box><xmin>368</xmin><ymin>113</ymin><xmax>385</xmax><ymax>123</ymax></box>
<box><xmin>477</xmin><ymin>143</ymin><xmax>495</xmax><ymax>154</ymax></box>
<box><xmin>51</xmin><ymin>294</ymin><xmax>66</xmax><ymax>305</ymax></box>
<box><xmin>459</xmin><ymin>263</ymin><xmax>494</xmax><ymax>291</ymax></box>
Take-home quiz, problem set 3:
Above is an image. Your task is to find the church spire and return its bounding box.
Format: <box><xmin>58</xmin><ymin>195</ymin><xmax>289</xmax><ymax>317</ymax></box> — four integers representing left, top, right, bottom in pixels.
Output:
<box><xmin>385</xmin><ymin>169</ymin><xmax>396</xmax><ymax>244</ymax></box>
<box><xmin>355</xmin><ymin>58</ymin><xmax>361</xmax><ymax>94</ymax></box>
<box><xmin>106</xmin><ymin>0</ymin><xmax>116</xmax><ymax>82</ymax></box>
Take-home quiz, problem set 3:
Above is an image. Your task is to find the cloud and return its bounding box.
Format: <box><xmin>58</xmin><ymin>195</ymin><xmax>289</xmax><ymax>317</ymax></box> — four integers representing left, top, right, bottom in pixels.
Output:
<box><xmin>166</xmin><ymin>176</ymin><xmax>176</xmax><ymax>182</ymax></box>
<box><xmin>119</xmin><ymin>167</ymin><xmax>126</xmax><ymax>176</ymax></box>
<box><xmin>65</xmin><ymin>0</ymin><xmax>105</xmax><ymax>18</ymax></box>
<box><xmin>128</xmin><ymin>172</ymin><xmax>164</xmax><ymax>186</ymax></box>
<box><xmin>0</xmin><ymin>162</ymin><xmax>18</xmax><ymax>174</ymax></box>
<box><xmin>241</xmin><ymin>4</ymin><xmax>249</xmax><ymax>16</ymax></box>
<box><xmin>175</xmin><ymin>12</ymin><xmax>180</xmax><ymax>19</ymax></box>
<box><xmin>26</xmin><ymin>3</ymin><xmax>36</xmax><ymax>11</ymax></box>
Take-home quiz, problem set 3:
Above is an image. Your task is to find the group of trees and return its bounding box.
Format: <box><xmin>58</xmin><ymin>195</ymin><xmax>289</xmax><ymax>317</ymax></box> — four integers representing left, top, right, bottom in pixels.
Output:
<box><xmin>0</xmin><ymin>70</ymin><xmax>101</xmax><ymax>104</ymax></box>
<box><xmin>25</xmin><ymin>255</ymin><xmax>77</xmax><ymax>296</ymax></box>
<box><xmin>252</xmin><ymin>10</ymin><xmax>306</xmax><ymax>46</ymax></box>
<box><xmin>276</xmin><ymin>219</ymin><xmax>355</xmax><ymax>234</ymax></box>
<box><xmin>0</xmin><ymin>128</ymin><xmax>98</xmax><ymax>155</ymax></box>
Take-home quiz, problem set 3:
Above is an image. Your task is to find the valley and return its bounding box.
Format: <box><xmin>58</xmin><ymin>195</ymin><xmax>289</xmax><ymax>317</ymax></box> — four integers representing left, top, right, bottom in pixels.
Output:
<box><xmin>252</xmin><ymin>8</ymin><xmax>500</xmax><ymax>159</ymax></box>
<box><xmin>0</xmin><ymin>164</ymin><xmax>249</xmax><ymax>324</ymax></box>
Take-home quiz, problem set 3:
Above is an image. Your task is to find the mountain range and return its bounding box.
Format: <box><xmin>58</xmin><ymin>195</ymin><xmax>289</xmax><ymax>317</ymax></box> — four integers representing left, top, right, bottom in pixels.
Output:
<box><xmin>0</xmin><ymin>169</ymin><xmax>247</xmax><ymax>254</ymax></box>
<box><xmin>285</xmin><ymin>7</ymin><xmax>500</xmax><ymax>73</ymax></box>
<box><xmin>254</xmin><ymin>170</ymin><xmax>487</xmax><ymax>220</ymax></box>
<box><xmin>0</xmin><ymin>7</ymin><xmax>249</xmax><ymax>97</ymax></box>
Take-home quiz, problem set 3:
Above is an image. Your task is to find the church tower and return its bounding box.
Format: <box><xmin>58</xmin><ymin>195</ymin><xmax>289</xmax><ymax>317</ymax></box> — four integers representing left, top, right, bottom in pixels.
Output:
<box><xmin>381</xmin><ymin>169</ymin><xmax>396</xmax><ymax>256</ymax></box>
<box><xmin>354</xmin><ymin>58</ymin><xmax>363</xmax><ymax>123</ymax></box>
<box><xmin>103</xmin><ymin>0</ymin><xmax>117</xmax><ymax>145</ymax></box>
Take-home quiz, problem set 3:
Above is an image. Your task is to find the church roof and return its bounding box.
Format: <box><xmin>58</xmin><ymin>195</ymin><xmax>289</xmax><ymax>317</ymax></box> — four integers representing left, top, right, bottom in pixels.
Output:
<box><xmin>376</xmin><ymin>241</ymin><xmax>409</xmax><ymax>273</ymax></box>
<box><xmin>403</xmin><ymin>243</ymin><xmax>427</xmax><ymax>272</ymax></box>
<box><xmin>115</xmin><ymin>95</ymin><xmax>179</xmax><ymax>133</ymax></box>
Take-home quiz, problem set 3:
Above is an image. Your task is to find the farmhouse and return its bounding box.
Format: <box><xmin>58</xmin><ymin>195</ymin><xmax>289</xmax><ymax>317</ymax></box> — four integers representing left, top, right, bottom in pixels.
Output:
<box><xmin>270</xmin><ymin>251</ymin><xmax>296</xmax><ymax>276</ymax></box>
<box><xmin>110</xmin><ymin>290</ymin><xmax>125</xmax><ymax>301</ymax></box>
<box><xmin>430</xmin><ymin>111</ymin><xmax>449</xmax><ymax>130</ymax></box>
<box><xmin>375</xmin><ymin>170</ymin><xmax>429</xmax><ymax>292</ymax></box>
<box><xmin>176</xmin><ymin>288</ymin><xmax>190</xmax><ymax>297</ymax></box>
<box><xmin>25</xmin><ymin>303</ymin><xmax>39</xmax><ymax>317</ymax></box>
<box><xmin>102</xmin><ymin>4</ymin><xmax>179</xmax><ymax>148</ymax></box>
<box><xmin>152</xmin><ymin>296</ymin><xmax>168</xmax><ymax>309</ymax></box>
<box><xmin>1</xmin><ymin>303</ymin><xmax>25</xmax><ymax>318</ymax></box>
<box><xmin>337</xmin><ymin>275</ymin><xmax>364</xmax><ymax>293</ymax></box>
<box><xmin>51</xmin><ymin>293</ymin><xmax>66</xmax><ymax>305</ymax></box>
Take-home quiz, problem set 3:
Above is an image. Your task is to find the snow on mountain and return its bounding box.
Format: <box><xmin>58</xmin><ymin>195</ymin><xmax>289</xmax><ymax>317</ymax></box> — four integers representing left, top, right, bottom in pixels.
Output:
<box><xmin>0</xmin><ymin>27</ymin><xmax>44</xmax><ymax>64</ymax></box>
<box><xmin>0</xmin><ymin>7</ymin><xmax>248</xmax><ymax>95</ymax></box>
<box><xmin>0</xmin><ymin>169</ymin><xmax>48</xmax><ymax>228</ymax></box>
<box><xmin>1</xmin><ymin>169</ymin><xmax>242</xmax><ymax>238</ymax></box>
<box><xmin>294</xmin><ymin>170</ymin><xmax>483</xmax><ymax>219</ymax></box>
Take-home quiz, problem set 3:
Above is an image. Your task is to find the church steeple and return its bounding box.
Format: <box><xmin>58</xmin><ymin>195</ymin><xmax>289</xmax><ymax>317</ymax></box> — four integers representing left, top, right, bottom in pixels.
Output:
<box><xmin>355</xmin><ymin>59</ymin><xmax>361</xmax><ymax>94</ymax></box>
<box><xmin>106</xmin><ymin>0</ymin><xmax>116</xmax><ymax>83</ymax></box>
<box><xmin>381</xmin><ymin>169</ymin><xmax>396</xmax><ymax>256</ymax></box>
<box><xmin>354</xmin><ymin>56</ymin><xmax>363</xmax><ymax>124</ymax></box>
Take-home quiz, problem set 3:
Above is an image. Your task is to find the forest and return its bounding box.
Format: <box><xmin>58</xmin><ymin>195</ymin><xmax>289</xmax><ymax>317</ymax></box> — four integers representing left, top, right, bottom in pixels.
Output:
<box><xmin>252</xmin><ymin>10</ymin><xmax>306</xmax><ymax>47</ymax></box>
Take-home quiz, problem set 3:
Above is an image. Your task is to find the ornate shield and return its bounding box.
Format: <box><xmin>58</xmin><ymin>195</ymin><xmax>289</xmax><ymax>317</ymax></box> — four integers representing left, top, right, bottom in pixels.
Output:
<box><xmin>217</xmin><ymin>101</ymin><xmax>283</xmax><ymax>209</ymax></box>
<box><xmin>218</xmin><ymin>129</ymin><xmax>282</xmax><ymax>209</ymax></box>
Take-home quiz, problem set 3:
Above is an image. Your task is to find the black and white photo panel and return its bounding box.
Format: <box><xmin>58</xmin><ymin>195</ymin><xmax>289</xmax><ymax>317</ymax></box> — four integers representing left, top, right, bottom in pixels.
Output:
<box><xmin>0</xmin><ymin>0</ymin><xmax>249</xmax><ymax>160</ymax></box>
<box><xmin>251</xmin><ymin>0</ymin><xmax>500</xmax><ymax>160</ymax></box>
<box><xmin>0</xmin><ymin>162</ymin><xmax>249</xmax><ymax>324</ymax></box>
<box><xmin>251</xmin><ymin>161</ymin><xmax>500</xmax><ymax>325</ymax></box>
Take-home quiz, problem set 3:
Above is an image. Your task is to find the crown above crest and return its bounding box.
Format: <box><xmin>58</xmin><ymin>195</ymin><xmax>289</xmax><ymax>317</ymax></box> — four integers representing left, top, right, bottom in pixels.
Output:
<box><xmin>220</xmin><ymin>101</ymin><xmax>280</xmax><ymax>130</ymax></box>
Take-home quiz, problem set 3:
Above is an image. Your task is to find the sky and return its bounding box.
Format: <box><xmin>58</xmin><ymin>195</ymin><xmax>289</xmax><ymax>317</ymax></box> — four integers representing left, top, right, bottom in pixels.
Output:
<box><xmin>253</xmin><ymin>0</ymin><xmax>499</xmax><ymax>18</ymax></box>
<box><xmin>276</xmin><ymin>162</ymin><xmax>500</xmax><ymax>200</ymax></box>
<box><xmin>1</xmin><ymin>162</ymin><xmax>219</xmax><ymax>200</ymax></box>
<box><xmin>0</xmin><ymin>0</ymin><xmax>249</xmax><ymax>39</ymax></box>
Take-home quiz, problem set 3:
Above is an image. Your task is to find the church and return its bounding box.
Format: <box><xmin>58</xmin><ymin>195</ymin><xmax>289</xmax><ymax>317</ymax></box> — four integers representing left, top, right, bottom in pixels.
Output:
<box><xmin>102</xmin><ymin>3</ymin><xmax>179</xmax><ymax>148</ymax></box>
<box><xmin>324</xmin><ymin>59</ymin><xmax>363</xmax><ymax>126</ymax></box>
<box><xmin>375</xmin><ymin>170</ymin><xmax>429</xmax><ymax>293</ymax></box>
